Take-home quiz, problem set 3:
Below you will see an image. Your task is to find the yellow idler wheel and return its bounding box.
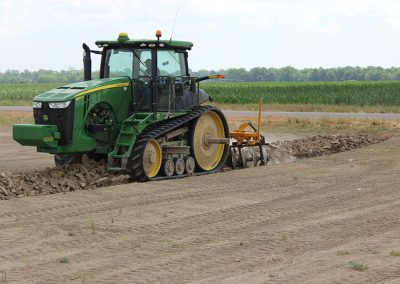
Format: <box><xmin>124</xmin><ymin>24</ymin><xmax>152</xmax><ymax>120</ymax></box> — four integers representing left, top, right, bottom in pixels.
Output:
<box><xmin>192</xmin><ymin>111</ymin><xmax>226</xmax><ymax>171</ymax></box>
<box><xmin>142</xmin><ymin>139</ymin><xmax>162</xmax><ymax>178</ymax></box>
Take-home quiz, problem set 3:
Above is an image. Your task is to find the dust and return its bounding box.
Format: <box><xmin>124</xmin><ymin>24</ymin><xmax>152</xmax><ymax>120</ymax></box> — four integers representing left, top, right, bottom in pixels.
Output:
<box><xmin>266</xmin><ymin>145</ymin><xmax>297</xmax><ymax>165</ymax></box>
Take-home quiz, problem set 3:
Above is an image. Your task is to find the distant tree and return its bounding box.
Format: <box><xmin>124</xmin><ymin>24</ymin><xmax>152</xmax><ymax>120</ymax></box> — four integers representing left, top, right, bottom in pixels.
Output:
<box><xmin>1</xmin><ymin>66</ymin><xmax>400</xmax><ymax>83</ymax></box>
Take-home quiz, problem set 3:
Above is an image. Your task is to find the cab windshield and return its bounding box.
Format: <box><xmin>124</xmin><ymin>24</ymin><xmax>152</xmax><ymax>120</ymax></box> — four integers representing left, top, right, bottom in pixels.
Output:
<box><xmin>103</xmin><ymin>48</ymin><xmax>187</xmax><ymax>79</ymax></box>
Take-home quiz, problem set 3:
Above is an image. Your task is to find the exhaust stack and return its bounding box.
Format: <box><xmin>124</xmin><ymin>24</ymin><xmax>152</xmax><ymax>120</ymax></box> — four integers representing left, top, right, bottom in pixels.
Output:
<box><xmin>82</xmin><ymin>43</ymin><xmax>92</xmax><ymax>81</ymax></box>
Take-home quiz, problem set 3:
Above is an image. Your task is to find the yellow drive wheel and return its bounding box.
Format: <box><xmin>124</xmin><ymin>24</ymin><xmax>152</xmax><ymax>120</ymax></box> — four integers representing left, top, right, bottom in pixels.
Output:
<box><xmin>192</xmin><ymin>111</ymin><xmax>226</xmax><ymax>171</ymax></box>
<box><xmin>142</xmin><ymin>139</ymin><xmax>162</xmax><ymax>178</ymax></box>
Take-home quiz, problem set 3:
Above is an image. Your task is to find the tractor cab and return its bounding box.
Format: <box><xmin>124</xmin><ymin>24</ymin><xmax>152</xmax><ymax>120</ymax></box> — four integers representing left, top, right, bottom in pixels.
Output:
<box><xmin>88</xmin><ymin>31</ymin><xmax>207</xmax><ymax>115</ymax></box>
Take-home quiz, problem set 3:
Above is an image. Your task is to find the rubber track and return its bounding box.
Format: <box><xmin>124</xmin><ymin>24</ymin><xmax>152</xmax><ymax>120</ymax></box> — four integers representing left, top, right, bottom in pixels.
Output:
<box><xmin>126</xmin><ymin>106</ymin><xmax>229</xmax><ymax>182</ymax></box>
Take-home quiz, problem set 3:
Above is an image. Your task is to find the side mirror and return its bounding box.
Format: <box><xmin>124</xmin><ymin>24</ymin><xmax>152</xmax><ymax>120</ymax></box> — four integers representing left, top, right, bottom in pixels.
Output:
<box><xmin>175</xmin><ymin>82</ymin><xmax>184</xmax><ymax>96</ymax></box>
<box><xmin>190</xmin><ymin>77</ymin><xmax>197</xmax><ymax>93</ymax></box>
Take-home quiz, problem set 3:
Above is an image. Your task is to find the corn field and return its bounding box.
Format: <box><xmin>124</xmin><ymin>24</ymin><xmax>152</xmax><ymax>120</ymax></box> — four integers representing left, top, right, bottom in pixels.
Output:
<box><xmin>0</xmin><ymin>83</ymin><xmax>60</xmax><ymax>104</ymax></box>
<box><xmin>1</xmin><ymin>81</ymin><xmax>400</xmax><ymax>106</ymax></box>
<box><xmin>201</xmin><ymin>81</ymin><xmax>400</xmax><ymax>106</ymax></box>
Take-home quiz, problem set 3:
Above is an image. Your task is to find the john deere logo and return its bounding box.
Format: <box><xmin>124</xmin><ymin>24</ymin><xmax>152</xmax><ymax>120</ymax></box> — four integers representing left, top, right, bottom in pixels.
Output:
<box><xmin>43</xmin><ymin>115</ymin><xmax>49</xmax><ymax>121</ymax></box>
<box><xmin>43</xmin><ymin>136</ymin><xmax>54</xmax><ymax>142</ymax></box>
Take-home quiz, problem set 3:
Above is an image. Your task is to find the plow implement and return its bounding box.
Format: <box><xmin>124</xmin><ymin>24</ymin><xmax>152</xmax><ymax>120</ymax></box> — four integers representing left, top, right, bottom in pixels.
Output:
<box><xmin>228</xmin><ymin>98</ymin><xmax>269</xmax><ymax>169</ymax></box>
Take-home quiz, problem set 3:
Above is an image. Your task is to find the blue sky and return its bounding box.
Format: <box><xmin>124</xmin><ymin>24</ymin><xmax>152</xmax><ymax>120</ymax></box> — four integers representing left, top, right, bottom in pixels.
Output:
<box><xmin>1</xmin><ymin>0</ymin><xmax>400</xmax><ymax>71</ymax></box>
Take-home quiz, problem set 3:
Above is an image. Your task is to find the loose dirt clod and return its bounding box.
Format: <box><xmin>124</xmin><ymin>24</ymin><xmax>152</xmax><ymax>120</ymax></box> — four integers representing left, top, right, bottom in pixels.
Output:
<box><xmin>0</xmin><ymin>133</ymin><xmax>389</xmax><ymax>200</ymax></box>
<box><xmin>270</xmin><ymin>134</ymin><xmax>388</xmax><ymax>158</ymax></box>
<box><xmin>0</xmin><ymin>185</ymin><xmax>8</xmax><ymax>196</ymax></box>
<box><xmin>0</xmin><ymin>158</ymin><xmax>130</xmax><ymax>200</ymax></box>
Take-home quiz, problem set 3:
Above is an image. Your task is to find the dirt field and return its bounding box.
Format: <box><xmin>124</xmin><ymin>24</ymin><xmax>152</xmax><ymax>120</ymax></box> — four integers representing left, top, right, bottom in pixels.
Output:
<box><xmin>0</xmin><ymin>132</ymin><xmax>53</xmax><ymax>172</ymax></box>
<box><xmin>0</xmin><ymin>128</ymin><xmax>400</xmax><ymax>283</ymax></box>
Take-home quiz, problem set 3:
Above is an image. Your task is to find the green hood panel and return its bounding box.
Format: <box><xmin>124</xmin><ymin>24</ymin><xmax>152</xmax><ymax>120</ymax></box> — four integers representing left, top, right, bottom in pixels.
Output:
<box><xmin>33</xmin><ymin>77</ymin><xmax>130</xmax><ymax>102</ymax></box>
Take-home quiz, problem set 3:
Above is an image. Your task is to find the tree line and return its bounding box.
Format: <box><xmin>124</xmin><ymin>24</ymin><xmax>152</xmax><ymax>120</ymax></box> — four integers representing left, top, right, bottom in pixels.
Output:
<box><xmin>0</xmin><ymin>69</ymin><xmax>98</xmax><ymax>84</ymax></box>
<box><xmin>1</xmin><ymin>66</ymin><xmax>400</xmax><ymax>83</ymax></box>
<box><xmin>192</xmin><ymin>66</ymin><xmax>400</xmax><ymax>82</ymax></box>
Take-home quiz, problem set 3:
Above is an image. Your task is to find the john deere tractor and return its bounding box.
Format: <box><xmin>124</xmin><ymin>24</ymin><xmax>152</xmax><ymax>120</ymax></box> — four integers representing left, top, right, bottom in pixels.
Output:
<box><xmin>13</xmin><ymin>31</ymin><xmax>230</xmax><ymax>181</ymax></box>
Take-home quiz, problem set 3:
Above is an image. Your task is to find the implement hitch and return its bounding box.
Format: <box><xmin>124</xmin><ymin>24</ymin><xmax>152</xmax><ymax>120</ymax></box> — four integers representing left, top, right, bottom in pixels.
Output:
<box><xmin>229</xmin><ymin>98</ymin><xmax>269</xmax><ymax>168</ymax></box>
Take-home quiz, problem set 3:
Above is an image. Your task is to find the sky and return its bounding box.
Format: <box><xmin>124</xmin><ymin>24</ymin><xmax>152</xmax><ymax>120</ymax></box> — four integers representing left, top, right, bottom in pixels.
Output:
<box><xmin>1</xmin><ymin>0</ymin><xmax>400</xmax><ymax>72</ymax></box>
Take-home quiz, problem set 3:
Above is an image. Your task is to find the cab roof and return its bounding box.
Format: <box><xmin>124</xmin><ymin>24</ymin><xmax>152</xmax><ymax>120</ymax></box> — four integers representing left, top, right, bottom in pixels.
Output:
<box><xmin>95</xmin><ymin>32</ymin><xmax>193</xmax><ymax>50</ymax></box>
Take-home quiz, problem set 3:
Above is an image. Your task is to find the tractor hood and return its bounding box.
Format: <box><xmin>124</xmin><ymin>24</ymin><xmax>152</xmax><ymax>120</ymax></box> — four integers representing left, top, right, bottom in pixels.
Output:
<box><xmin>33</xmin><ymin>77</ymin><xmax>130</xmax><ymax>102</ymax></box>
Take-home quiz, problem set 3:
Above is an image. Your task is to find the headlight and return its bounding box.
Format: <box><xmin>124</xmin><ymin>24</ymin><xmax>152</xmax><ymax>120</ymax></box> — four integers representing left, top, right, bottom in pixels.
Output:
<box><xmin>49</xmin><ymin>101</ymin><xmax>71</xmax><ymax>109</ymax></box>
<box><xmin>32</xmin><ymin>102</ymin><xmax>42</xmax><ymax>109</ymax></box>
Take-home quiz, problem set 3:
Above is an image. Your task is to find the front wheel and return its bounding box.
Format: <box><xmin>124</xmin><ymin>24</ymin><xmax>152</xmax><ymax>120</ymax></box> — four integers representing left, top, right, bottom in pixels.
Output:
<box><xmin>127</xmin><ymin>138</ymin><xmax>163</xmax><ymax>182</ymax></box>
<box><xmin>142</xmin><ymin>139</ymin><xmax>162</xmax><ymax>178</ymax></box>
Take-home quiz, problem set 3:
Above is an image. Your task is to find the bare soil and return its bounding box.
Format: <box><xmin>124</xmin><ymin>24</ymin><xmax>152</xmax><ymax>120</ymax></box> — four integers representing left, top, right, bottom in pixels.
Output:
<box><xmin>0</xmin><ymin>132</ymin><xmax>52</xmax><ymax>172</ymax></box>
<box><xmin>0</xmin><ymin>130</ymin><xmax>399</xmax><ymax>283</ymax></box>
<box><xmin>0</xmin><ymin>132</ymin><xmax>389</xmax><ymax>200</ymax></box>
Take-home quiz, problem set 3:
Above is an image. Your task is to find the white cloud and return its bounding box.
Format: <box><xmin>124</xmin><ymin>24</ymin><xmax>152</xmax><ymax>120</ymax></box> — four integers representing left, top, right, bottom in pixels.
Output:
<box><xmin>1</xmin><ymin>0</ymin><xmax>400</xmax><ymax>71</ymax></box>
<box><xmin>0</xmin><ymin>1</ymin><xmax>31</xmax><ymax>37</ymax></box>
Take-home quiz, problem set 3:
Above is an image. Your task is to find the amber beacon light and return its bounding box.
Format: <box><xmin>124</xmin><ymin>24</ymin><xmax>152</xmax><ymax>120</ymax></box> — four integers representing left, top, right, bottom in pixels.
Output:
<box><xmin>209</xmin><ymin>74</ymin><xmax>225</xmax><ymax>79</ymax></box>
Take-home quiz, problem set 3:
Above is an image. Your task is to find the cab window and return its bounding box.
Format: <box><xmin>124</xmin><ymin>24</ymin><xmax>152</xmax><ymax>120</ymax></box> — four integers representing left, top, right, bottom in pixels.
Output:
<box><xmin>105</xmin><ymin>49</ymin><xmax>133</xmax><ymax>78</ymax></box>
<box><xmin>157</xmin><ymin>50</ymin><xmax>186</xmax><ymax>76</ymax></box>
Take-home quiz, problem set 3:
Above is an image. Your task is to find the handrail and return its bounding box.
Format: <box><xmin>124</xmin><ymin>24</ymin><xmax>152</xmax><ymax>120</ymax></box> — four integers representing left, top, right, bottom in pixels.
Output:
<box><xmin>257</xmin><ymin>97</ymin><xmax>262</xmax><ymax>142</ymax></box>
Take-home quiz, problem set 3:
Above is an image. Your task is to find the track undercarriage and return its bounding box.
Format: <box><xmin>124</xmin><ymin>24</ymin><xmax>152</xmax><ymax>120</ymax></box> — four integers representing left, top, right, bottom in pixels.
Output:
<box><xmin>54</xmin><ymin>104</ymin><xmax>269</xmax><ymax>182</ymax></box>
<box><xmin>127</xmin><ymin>106</ymin><xmax>230</xmax><ymax>181</ymax></box>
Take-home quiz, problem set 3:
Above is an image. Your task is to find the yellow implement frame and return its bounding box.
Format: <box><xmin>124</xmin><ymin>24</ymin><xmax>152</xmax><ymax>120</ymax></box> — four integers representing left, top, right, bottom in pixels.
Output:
<box><xmin>229</xmin><ymin>98</ymin><xmax>263</xmax><ymax>146</ymax></box>
<box><xmin>229</xmin><ymin>98</ymin><xmax>268</xmax><ymax>168</ymax></box>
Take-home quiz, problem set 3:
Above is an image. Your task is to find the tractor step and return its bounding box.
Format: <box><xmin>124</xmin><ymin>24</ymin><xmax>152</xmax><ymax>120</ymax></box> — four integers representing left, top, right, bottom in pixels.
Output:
<box><xmin>108</xmin><ymin>113</ymin><xmax>154</xmax><ymax>171</ymax></box>
<box><xmin>107</xmin><ymin>156</ymin><xmax>128</xmax><ymax>171</ymax></box>
<box><xmin>116</xmin><ymin>142</ymin><xmax>131</xmax><ymax>146</ymax></box>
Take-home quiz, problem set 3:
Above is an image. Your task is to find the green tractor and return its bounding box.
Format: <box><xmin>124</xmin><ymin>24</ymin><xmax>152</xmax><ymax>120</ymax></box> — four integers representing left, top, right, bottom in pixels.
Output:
<box><xmin>13</xmin><ymin>30</ymin><xmax>230</xmax><ymax>181</ymax></box>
